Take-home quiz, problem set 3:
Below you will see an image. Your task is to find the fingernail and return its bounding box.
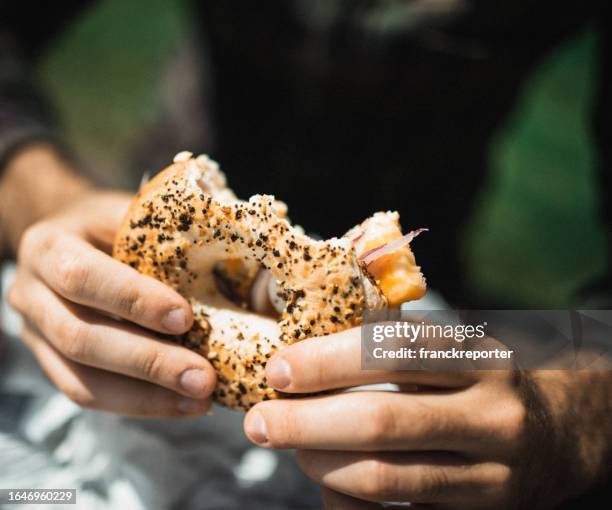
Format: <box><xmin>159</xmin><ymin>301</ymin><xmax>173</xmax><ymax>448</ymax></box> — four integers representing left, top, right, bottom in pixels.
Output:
<box><xmin>162</xmin><ymin>308</ymin><xmax>187</xmax><ymax>333</ymax></box>
<box><xmin>267</xmin><ymin>357</ymin><xmax>291</xmax><ymax>389</ymax></box>
<box><xmin>245</xmin><ymin>411</ymin><xmax>268</xmax><ymax>444</ymax></box>
<box><xmin>177</xmin><ymin>398</ymin><xmax>206</xmax><ymax>414</ymax></box>
<box><xmin>180</xmin><ymin>369</ymin><xmax>209</xmax><ymax>397</ymax></box>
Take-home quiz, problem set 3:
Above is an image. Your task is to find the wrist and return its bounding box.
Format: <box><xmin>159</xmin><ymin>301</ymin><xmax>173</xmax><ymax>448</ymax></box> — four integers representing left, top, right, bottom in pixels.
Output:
<box><xmin>0</xmin><ymin>143</ymin><xmax>93</xmax><ymax>257</ymax></box>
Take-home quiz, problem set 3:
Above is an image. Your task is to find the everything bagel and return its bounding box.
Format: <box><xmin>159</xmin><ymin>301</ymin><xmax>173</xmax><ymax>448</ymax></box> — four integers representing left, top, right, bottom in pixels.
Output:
<box><xmin>113</xmin><ymin>152</ymin><xmax>426</xmax><ymax>410</ymax></box>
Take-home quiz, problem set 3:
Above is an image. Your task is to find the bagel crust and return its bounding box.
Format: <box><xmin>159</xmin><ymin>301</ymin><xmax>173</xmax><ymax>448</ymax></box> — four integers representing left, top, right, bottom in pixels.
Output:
<box><xmin>113</xmin><ymin>152</ymin><xmax>422</xmax><ymax>410</ymax></box>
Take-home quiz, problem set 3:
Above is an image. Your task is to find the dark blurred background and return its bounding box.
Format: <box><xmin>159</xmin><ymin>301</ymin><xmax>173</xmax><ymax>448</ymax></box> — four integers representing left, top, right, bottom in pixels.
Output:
<box><xmin>36</xmin><ymin>0</ymin><xmax>608</xmax><ymax>308</ymax></box>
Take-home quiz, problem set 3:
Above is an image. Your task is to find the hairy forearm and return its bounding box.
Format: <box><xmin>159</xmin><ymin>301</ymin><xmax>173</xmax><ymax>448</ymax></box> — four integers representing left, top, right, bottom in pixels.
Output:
<box><xmin>0</xmin><ymin>143</ymin><xmax>92</xmax><ymax>258</ymax></box>
<box><xmin>530</xmin><ymin>370</ymin><xmax>612</xmax><ymax>497</ymax></box>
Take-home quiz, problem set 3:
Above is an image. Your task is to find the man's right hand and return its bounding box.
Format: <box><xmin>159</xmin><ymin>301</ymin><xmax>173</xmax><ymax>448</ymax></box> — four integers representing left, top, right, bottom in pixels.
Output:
<box><xmin>7</xmin><ymin>187</ymin><xmax>216</xmax><ymax>418</ymax></box>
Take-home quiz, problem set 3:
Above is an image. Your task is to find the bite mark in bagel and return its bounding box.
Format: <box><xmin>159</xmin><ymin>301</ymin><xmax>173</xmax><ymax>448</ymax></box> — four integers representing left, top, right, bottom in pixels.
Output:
<box><xmin>113</xmin><ymin>152</ymin><xmax>426</xmax><ymax>410</ymax></box>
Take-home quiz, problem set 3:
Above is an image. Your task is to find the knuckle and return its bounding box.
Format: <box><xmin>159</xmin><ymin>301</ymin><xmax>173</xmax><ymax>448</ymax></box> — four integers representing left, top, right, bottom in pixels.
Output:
<box><xmin>118</xmin><ymin>289</ymin><xmax>145</xmax><ymax>320</ymax></box>
<box><xmin>481</xmin><ymin>397</ymin><xmax>527</xmax><ymax>444</ymax></box>
<box><xmin>492</xmin><ymin>464</ymin><xmax>514</xmax><ymax>489</ymax></box>
<box><xmin>412</xmin><ymin>399</ymin><xmax>443</xmax><ymax>437</ymax></box>
<box><xmin>140</xmin><ymin>349</ymin><xmax>167</xmax><ymax>382</ymax></box>
<box><xmin>497</xmin><ymin>400</ymin><xmax>527</xmax><ymax>441</ymax></box>
<box><xmin>416</xmin><ymin>466</ymin><xmax>450</xmax><ymax>500</ymax></box>
<box><xmin>18</xmin><ymin>224</ymin><xmax>45</xmax><ymax>259</ymax></box>
<box><xmin>58</xmin><ymin>320</ymin><xmax>89</xmax><ymax>361</ymax></box>
<box><xmin>479</xmin><ymin>464</ymin><xmax>515</xmax><ymax>503</ymax></box>
<box><xmin>364</xmin><ymin>401</ymin><xmax>397</xmax><ymax>445</ymax></box>
<box><xmin>56</xmin><ymin>253</ymin><xmax>89</xmax><ymax>298</ymax></box>
<box><xmin>363</xmin><ymin>459</ymin><xmax>400</xmax><ymax>500</ymax></box>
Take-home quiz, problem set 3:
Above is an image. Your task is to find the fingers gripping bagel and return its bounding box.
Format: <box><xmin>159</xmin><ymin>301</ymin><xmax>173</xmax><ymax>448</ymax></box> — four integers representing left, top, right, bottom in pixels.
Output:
<box><xmin>113</xmin><ymin>152</ymin><xmax>426</xmax><ymax>410</ymax></box>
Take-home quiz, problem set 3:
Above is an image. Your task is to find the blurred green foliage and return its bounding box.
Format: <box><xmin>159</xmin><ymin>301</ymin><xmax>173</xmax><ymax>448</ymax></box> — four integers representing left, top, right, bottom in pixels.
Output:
<box><xmin>39</xmin><ymin>0</ymin><xmax>188</xmax><ymax>186</ymax></box>
<box><xmin>467</xmin><ymin>31</ymin><xmax>607</xmax><ymax>306</ymax></box>
<box><xmin>38</xmin><ymin>1</ymin><xmax>607</xmax><ymax>306</ymax></box>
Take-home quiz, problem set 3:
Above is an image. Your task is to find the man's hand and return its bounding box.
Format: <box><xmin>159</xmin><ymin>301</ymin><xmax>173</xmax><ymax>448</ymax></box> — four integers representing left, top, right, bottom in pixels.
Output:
<box><xmin>5</xmin><ymin>147</ymin><xmax>216</xmax><ymax>417</ymax></box>
<box><xmin>244</xmin><ymin>328</ymin><xmax>611</xmax><ymax>509</ymax></box>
